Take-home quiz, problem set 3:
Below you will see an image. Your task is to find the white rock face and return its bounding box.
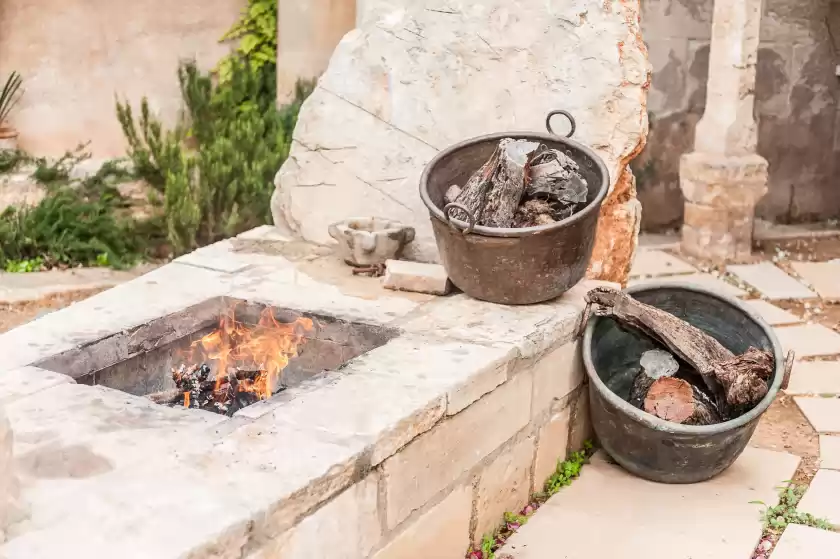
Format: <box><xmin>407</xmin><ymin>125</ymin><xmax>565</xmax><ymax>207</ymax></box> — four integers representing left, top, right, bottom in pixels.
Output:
<box><xmin>272</xmin><ymin>0</ymin><xmax>649</xmax><ymax>264</ymax></box>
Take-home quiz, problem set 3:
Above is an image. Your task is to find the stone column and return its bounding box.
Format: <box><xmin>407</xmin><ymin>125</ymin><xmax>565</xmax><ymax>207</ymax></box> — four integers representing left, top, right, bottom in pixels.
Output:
<box><xmin>679</xmin><ymin>0</ymin><xmax>767</xmax><ymax>262</ymax></box>
<box><xmin>276</xmin><ymin>0</ymin><xmax>357</xmax><ymax>105</ymax></box>
<box><xmin>0</xmin><ymin>405</ymin><xmax>23</xmax><ymax>543</ymax></box>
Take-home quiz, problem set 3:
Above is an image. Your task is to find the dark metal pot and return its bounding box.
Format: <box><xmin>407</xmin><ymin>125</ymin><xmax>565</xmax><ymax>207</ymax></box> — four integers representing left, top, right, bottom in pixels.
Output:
<box><xmin>418</xmin><ymin>111</ymin><xmax>610</xmax><ymax>305</ymax></box>
<box><xmin>583</xmin><ymin>282</ymin><xmax>785</xmax><ymax>483</ymax></box>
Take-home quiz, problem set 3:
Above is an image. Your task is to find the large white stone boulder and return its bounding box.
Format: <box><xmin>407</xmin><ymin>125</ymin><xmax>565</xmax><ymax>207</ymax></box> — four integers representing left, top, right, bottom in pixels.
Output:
<box><xmin>0</xmin><ymin>406</ymin><xmax>23</xmax><ymax>542</ymax></box>
<box><xmin>272</xmin><ymin>0</ymin><xmax>649</xmax><ymax>281</ymax></box>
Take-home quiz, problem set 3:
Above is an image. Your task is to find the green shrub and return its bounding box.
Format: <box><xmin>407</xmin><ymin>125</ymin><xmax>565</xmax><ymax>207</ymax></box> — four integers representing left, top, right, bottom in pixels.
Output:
<box><xmin>116</xmin><ymin>59</ymin><xmax>312</xmax><ymax>254</ymax></box>
<box><xmin>217</xmin><ymin>0</ymin><xmax>278</xmax><ymax>83</ymax></box>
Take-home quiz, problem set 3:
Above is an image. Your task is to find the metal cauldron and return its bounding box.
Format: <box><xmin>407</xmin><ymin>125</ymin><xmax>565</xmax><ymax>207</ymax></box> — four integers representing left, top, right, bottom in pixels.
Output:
<box><xmin>418</xmin><ymin>111</ymin><xmax>610</xmax><ymax>305</ymax></box>
<box><xmin>583</xmin><ymin>282</ymin><xmax>786</xmax><ymax>483</ymax></box>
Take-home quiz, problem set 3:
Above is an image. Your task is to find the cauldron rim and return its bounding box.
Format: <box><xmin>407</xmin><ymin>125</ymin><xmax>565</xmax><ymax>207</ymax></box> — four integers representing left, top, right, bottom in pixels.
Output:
<box><xmin>418</xmin><ymin>130</ymin><xmax>610</xmax><ymax>238</ymax></box>
<box><xmin>582</xmin><ymin>281</ymin><xmax>785</xmax><ymax>435</ymax></box>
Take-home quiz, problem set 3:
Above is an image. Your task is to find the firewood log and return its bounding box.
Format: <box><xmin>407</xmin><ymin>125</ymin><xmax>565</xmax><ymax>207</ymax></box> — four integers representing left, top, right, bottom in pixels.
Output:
<box><xmin>643</xmin><ymin>377</ymin><xmax>722</xmax><ymax>425</ymax></box>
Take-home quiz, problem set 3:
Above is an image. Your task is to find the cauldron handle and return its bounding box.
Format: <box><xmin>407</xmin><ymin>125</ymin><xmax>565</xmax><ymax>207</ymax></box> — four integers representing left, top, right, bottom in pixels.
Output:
<box><xmin>443</xmin><ymin>202</ymin><xmax>477</xmax><ymax>234</ymax></box>
<box><xmin>545</xmin><ymin>110</ymin><xmax>576</xmax><ymax>138</ymax></box>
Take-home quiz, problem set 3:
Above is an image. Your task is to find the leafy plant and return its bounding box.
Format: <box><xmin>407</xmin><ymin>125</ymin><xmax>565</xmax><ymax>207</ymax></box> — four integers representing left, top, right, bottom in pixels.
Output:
<box><xmin>539</xmin><ymin>440</ymin><xmax>592</xmax><ymax>499</ymax></box>
<box><xmin>752</xmin><ymin>482</ymin><xmax>833</xmax><ymax>533</ymax></box>
<box><xmin>0</xmin><ymin>72</ymin><xmax>23</xmax><ymax>129</ymax></box>
<box><xmin>116</xmin><ymin>59</ymin><xmax>312</xmax><ymax>254</ymax></box>
<box><xmin>4</xmin><ymin>257</ymin><xmax>44</xmax><ymax>273</ymax></box>
<box><xmin>0</xmin><ymin>149</ymin><xmax>23</xmax><ymax>173</ymax></box>
<box><xmin>217</xmin><ymin>0</ymin><xmax>278</xmax><ymax>82</ymax></box>
<box><xmin>30</xmin><ymin>143</ymin><xmax>91</xmax><ymax>185</ymax></box>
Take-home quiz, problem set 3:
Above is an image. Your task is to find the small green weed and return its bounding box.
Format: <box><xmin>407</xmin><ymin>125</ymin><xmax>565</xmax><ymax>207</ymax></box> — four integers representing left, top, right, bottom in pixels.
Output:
<box><xmin>0</xmin><ymin>149</ymin><xmax>24</xmax><ymax>173</ymax></box>
<box><xmin>467</xmin><ymin>441</ymin><xmax>595</xmax><ymax>559</ymax></box>
<box><xmin>30</xmin><ymin>143</ymin><xmax>90</xmax><ymax>185</ymax></box>
<box><xmin>752</xmin><ymin>482</ymin><xmax>833</xmax><ymax>533</ymax></box>
<box><xmin>4</xmin><ymin>257</ymin><xmax>43</xmax><ymax>273</ymax></box>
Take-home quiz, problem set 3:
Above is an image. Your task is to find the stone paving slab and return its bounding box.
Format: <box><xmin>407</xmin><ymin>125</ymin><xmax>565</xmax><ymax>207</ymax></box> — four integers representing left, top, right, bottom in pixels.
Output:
<box><xmin>790</xmin><ymin>261</ymin><xmax>840</xmax><ymax>302</ymax></box>
<box><xmin>774</xmin><ymin>324</ymin><xmax>840</xmax><ymax>358</ymax></box>
<box><xmin>819</xmin><ymin>435</ymin><xmax>840</xmax><ymax>470</ymax></box>
<box><xmin>0</xmin><ymin>265</ymin><xmax>156</xmax><ymax>304</ymax></box>
<box><xmin>628</xmin><ymin>273</ymin><xmax>747</xmax><ymax>298</ymax></box>
<box><xmin>726</xmin><ymin>262</ymin><xmax>816</xmax><ymax>301</ymax></box>
<box><xmin>744</xmin><ymin>300</ymin><xmax>801</xmax><ymax>326</ymax></box>
<box><xmin>497</xmin><ymin>448</ymin><xmax>800</xmax><ymax>559</ymax></box>
<box><xmin>784</xmin><ymin>361</ymin><xmax>840</xmax><ymax>395</ymax></box>
<box><xmin>796</xmin><ymin>469</ymin><xmax>840</xmax><ymax>527</ymax></box>
<box><xmin>795</xmin><ymin>397</ymin><xmax>840</xmax><ymax>434</ymax></box>
<box><xmin>629</xmin><ymin>249</ymin><xmax>696</xmax><ymax>278</ymax></box>
<box><xmin>772</xmin><ymin>524</ymin><xmax>840</xmax><ymax>558</ymax></box>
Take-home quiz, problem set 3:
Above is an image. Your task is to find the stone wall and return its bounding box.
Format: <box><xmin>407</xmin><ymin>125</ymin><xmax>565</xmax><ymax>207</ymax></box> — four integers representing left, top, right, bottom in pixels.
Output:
<box><xmin>0</xmin><ymin>0</ymin><xmax>244</xmax><ymax>157</ymax></box>
<box><xmin>254</xmin><ymin>338</ymin><xmax>591</xmax><ymax>559</ymax></box>
<box><xmin>638</xmin><ymin>0</ymin><xmax>840</xmax><ymax>229</ymax></box>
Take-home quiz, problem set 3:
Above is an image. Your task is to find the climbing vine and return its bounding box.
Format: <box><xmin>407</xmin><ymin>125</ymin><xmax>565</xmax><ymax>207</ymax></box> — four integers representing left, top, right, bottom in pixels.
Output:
<box><xmin>217</xmin><ymin>0</ymin><xmax>278</xmax><ymax>82</ymax></box>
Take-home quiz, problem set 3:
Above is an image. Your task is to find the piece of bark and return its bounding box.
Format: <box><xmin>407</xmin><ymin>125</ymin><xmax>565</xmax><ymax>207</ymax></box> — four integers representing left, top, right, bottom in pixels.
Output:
<box><xmin>713</xmin><ymin>347</ymin><xmax>773</xmax><ymax>409</ymax></box>
<box><xmin>481</xmin><ymin>140</ymin><xmax>540</xmax><ymax>228</ymax></box>
<box><xmin>584</xmin><ymin>287</ymin><xmax>774</xmax><ymax>419</ymax></box>
<box><xmin>444</xmin><ymin>184</ymin><xmax>462</xmax><ymax>205</ymax></box>
<box><xmin>643</xmin><ymin>377</ymin><xmax>722</xmax><ymax>425</ymax></box>
<box><xmin>513</xmin><ymin>199</ymin><xmax>555</xmax><ymax>227</ymax></box>
<box><xmin>628</xmin><ymin>349</ymin><xmax>679</xmax><ymax>409</ymax></box>
<box><xmin>450</xmin><ymin>143</ymin><xmax>504</xmax><ymax>222</ymax></box>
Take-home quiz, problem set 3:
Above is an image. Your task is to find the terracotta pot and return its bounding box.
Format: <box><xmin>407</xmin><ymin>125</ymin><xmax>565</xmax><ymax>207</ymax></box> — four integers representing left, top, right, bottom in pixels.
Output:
<box><xmin>0</xmin><ymin>127</ymin><xmax>18</xmax><ymax>151</ymax></box>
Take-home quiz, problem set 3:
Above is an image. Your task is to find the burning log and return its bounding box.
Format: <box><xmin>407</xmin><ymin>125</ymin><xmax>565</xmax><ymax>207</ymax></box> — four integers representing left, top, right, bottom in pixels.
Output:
<box><xmin>643</xmin><ymin>377</ymin><xmax>722</xmax><ymax>425</ymax></box>
<box><xmin>584</xmin><ymin>287</ymin><xmax>785</xmax><ymax>422</ymax></box>
<box><xmin>448</xmin><ymin>139</ymin><xmax>589</xmax><ymax>228</ymax></box>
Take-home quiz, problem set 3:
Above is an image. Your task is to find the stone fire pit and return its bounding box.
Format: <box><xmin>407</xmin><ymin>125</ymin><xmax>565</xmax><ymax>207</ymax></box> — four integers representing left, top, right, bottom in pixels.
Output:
<box><xmin>0</xmin><ymin>228</ymin><xmax>609</xmax><ymax>558</ymax></box>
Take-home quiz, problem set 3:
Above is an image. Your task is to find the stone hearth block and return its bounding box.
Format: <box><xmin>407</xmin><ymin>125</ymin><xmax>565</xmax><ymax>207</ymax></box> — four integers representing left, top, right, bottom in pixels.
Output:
<box><xmin>744</xmin><ymin>300</ymin><xmax>801</xmax><ymax>326</ymax></box>
<box><xmin>0</xmin><ymin>366</ymin><xmax>74</xmax><ymax>405</ymax></box>
<box><xmin>628</xmin><ymin>273</ymin><xmax>747</xmax><ymax>298</ymax></box>
<box><xmin>795</xmin><ymin>397</ymin><xmax>840</xmax><ymax>434</ymax></box>
<box><xmin>790</xmin><ymin>261</ymin><xmax>840</xmax><ymax>302</ymax></box>
<box><xmin>797</xmin><ymin>469</ymin><xmax>840</xmax><ymax>527</ymax></box>
<box><xmin>272</xmin><ymin>0</ymin><xmax>649</xmax><ymax>280</ymax></box>
<box><xmin>0</xmin><ymin>246</ymin><xmax>598</xmax><ymax>557</ymax></box>
<box><xmin>498</xmin><ymin>448</ymin><xmax>800</xmax><ymax>558</ymax></box>
<box><xmin>820</xmin><ymin>436</ymin><xmax>840</xmax><ymax>470</ymax></box>
<box><xmin>382</xmin><ymin>259</ymin><xmax>451</xmax><ymax>295</ymax></box>
<box><xmin>775</xmin><ymin>324</ymin><xmax>840</xmax><ymax>358</ymax></box>
<box><xmin>726</xmin><ymin>262</ymin><xmax>816</xmax><ymax>301</ymax></box>
<box><xmin>772</xmin><ymin>524</ymin><xmax>840</xmax><ymax>559</ymax></box>
<box><xmin>785</xmin><ymin>362</ymin><xmax>840</xmax><ymax>396</ymax></box>
<box><xmin>629</xmin><ymin>249</ymin><xmax>697</xmax><ymax>278</ymax></box>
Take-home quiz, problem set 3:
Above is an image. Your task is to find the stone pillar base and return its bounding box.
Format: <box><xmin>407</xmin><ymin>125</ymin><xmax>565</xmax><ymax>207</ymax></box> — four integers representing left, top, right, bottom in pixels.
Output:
<box><xmin>679</xmin><ymin>152</ymin><xmax>768</xmax><ymax>263</ymax></box>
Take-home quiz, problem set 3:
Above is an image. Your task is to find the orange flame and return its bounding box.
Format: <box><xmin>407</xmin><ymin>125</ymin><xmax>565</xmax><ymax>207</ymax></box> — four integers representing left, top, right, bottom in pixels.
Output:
<box><xmin>187</xmin><ymin>306</ymin><xmax>315</xmax><ymax>403</ymax></box>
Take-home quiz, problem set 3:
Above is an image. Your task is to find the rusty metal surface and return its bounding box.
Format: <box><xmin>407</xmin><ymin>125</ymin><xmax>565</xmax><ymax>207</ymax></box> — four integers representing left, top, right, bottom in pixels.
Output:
<box><xmin>582</xmin><ymin>282</ymin><xmax>785</xmax><ymax>484</ymax></box>
<box><xmin>418</xmin><ymin>112</ymin><xmax>610</xmax><ymax>305</ymax></box>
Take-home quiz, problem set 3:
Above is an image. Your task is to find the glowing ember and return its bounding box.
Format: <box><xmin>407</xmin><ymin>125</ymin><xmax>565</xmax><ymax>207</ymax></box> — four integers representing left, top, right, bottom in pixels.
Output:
<box><xmin>161</xmin><ymin>306</ymin><xmax>315</xmax><ymax>415</ymax></box>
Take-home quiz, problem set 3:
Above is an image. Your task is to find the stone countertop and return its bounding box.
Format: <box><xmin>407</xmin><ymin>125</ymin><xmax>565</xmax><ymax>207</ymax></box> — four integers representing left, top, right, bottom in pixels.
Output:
<box><xmin>0</xmin><ymin>230</ymin><xmax>607</xmax><ymax>558</ymax></box>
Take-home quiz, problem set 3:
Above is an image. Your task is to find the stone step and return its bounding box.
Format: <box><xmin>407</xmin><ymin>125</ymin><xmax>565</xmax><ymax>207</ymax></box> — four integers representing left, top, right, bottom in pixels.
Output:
<box><xmin>774</xmin><ymin>325</ymin><xmax>840</xmax><ymax>358</ymax></box>
<box><xmin>796</xmin><ymin>469</ymin><xmax>840</xmax><ymax>527</ymax></box>
<box><xmin>819</xmin><ymin>435</ymin><xmax>840</xmax><ymax>471</ymax></box>
<box><xmin>794</xmin><ymin>397</ymin><xmax>840</xmax><ymax>434</ymax></box>
<box><xmin>789</xmin><ymin>261</ymin><xmax>840</xmax><ymax>302</ymax></box>
<box><xmin>772</xmin><ymin>524</ymin><xmax>840</xmax><ymax>558</ymax></box>
<box><xmin>496</xmin><ymin>448</ymin><xmax>799</xmax><ymax>559</ymax></box>
<box><xmin>743</xmin><ymin>300</ymin><xmax>801</xmax><ymax>326</ymax></box>
<box><xmin>629</xmin><ymin>250</ymin><xmax>696</xmax><ymax>278</ymax></box>
<box><xmin>726</xmin><ymin>262</ymin><xmax>816</xmax><ymax>301</ymax></box>
<box><xmin>784</xmin><ymin>361</ymin><xmax>840</xmax><ymax>396</ymax></box>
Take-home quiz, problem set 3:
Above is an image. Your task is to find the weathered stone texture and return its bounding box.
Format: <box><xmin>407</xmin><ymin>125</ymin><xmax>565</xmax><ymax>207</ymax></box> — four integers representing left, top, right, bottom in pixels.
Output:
<box><xmin>533</xmin><ymin>407</ymin><xmax>572</xmax><ymax>491</ymax></box>
<box><xmin>0</xmin><ymin>406</ymin><xmax>23</xmax><ymax>543</ymax></box>
<box><xmin>273</xmin><ymin>0</ymin><xmax>649</xmax><ymax>281</ymax></box>
<box><xmin>638</xmin><ymin>0</ymin><xmax>840</xmax><ymax>228</ymax></box>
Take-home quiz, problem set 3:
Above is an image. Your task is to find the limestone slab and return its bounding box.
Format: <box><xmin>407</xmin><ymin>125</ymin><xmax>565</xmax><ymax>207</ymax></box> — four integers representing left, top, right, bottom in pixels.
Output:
<box><xmin>272</xmin><ymin>0</ymin><xmax>649</xmax><ymax>266</ymax></box>
<box><xmin>253</xmin><ymin>472</ymin><xmax>382</xmax><ymax>559</ymax></box>
<box><xmin>498</xmin><ymin>448</ymin><xmax>800</xmax><ymax>559</ymax></box>
<box><xmin>372</xmin><ymin>485</ymin><xmax>472</xmax><ymax>559</ymax></box>
<box><xmin>381</xmin><ymin>372</ymin><xmax>532</xmax><ymax>528</ymax></box>
<box><xmin>726</xmin><ymin>262</ymin><xmax>816</xmax><ymax>300</ymax></box>
<box><xmin>790</xmin><ymin>261</ymin><xmax>840</xmax><ymax>302</ymax></box>
<box><xmin>784</xmin><ymin>361</ymin><xmax>840</xmax><ymax>396</ymax></box>
<box><xmin>533</xmin><ymin>408</ymin><xmax>572</xmax><ymax>491</ymax></box>
<box><xmin>819</xmin><ymin>436</ymin><xmax>840</xmax><ymax>470</ymax></box>
<box><xmin>628</xmin><ymin>273</ymin><xmax>747</xmax><ymax>298</ymax></box>
<box><xmin>529</xmin><ymin>342</ymin><xmax>584</xmax><ymax>418</ymax></box>
<box><xmin>474</xmin><ymin>436</ymin><xmax>535</xmax><ymax>542</ymax></box>
<box><xmin>629</xmin><ymin>250</ymin><xmax>697</xmax><ymax>278</ymax></box>
<box><xmin>796</xmin><ymin>469</ymin><xmax>840</xmax><ymax>526</ymax></box>
<box><xmin>775</xmin><ymin>325</ymin><xmax>840</xmax><ymax>358</ymax></box>
<box><xmin>0</xmin><ymin>366</ymin><xmax>74</xmax><ymax>405</ymax></box>
<box><xmin>772</xmin><ymin>524</ymin><xmax>840</xmax><ymax>559</ymax></box>
<box><xmin>744</xmin><ymin>300</ymin><xmax>801</xmax><ymax>326</ymax></box>
<box><xmin>795</xmin><ymin>397</ymin><xmax>840</xmax><ymax>434</ymax></box>
<box><xmin>382</xmin><ymin>260</ymin><xmax>450</xmax><ymax>295</ymax></box>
